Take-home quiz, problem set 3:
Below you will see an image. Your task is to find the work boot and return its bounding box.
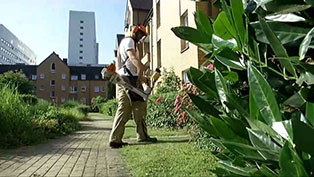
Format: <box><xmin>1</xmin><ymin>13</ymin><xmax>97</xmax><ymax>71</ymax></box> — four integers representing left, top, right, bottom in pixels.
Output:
<box><xmin>109</xmin><ymin>141</ymin><xmax>128</xmax><ymax>148</ymax></box>
<box><xmin>138</xmin><ymin>136</ymin><xmax>157</xmax><ymax>143</ymax></box>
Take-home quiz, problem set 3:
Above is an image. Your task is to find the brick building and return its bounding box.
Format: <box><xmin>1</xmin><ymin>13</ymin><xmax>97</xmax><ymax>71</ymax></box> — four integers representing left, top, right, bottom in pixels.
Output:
<box><xmin>0</xmin><ymin>52</ymin><xmax>109</xmax><ymax>105</ymax></box>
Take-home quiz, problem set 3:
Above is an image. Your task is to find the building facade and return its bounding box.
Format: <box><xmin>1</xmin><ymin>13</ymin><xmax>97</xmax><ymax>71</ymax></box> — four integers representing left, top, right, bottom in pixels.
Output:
<box><xmin>68</xmin><ymin>11</ymin><xmax>99</xmax><ymax>66</ymax></box>
<box><xmin>149</xmin><ymin>0</ymin><xmax>219</xmax><ymax>82</ymax></box>
<box><xmin>0</xmin><ymin>52</ymin><xmax>108</xmax><ymax>105</ymax></box>
<box><xmin>0</xmin><ymin>24</ymin><xmax>36</xmax><ymax>65</ymax></box>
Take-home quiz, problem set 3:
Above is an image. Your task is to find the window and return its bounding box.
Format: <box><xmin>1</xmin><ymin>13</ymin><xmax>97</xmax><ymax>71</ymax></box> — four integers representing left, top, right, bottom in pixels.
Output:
<box><xmin>80</xmin><ymin>44</ymin><xmax>83</xmax><ymax>47</ymax></box>
<box><xmin>50</xmin><ymin>80</ymin><xmax>56</xmax><ymax>86</ymax></box>
<box><xmin>71</xmin><ymin>86</ymin><xmax>78</xmax><ymax>93</ymax></box>
<box><xmin>50</xmin><ymin>91</ymin><xmax>56</xmax><ymax>98</ymax></box>
<box><xmin>71</xmin><ymin>75</ymin><xmax>78</xmax><ymax>80</ymax></box>
<box><xmin>62</xmin><ymin>73</ymin><xmax>66</xmax><ymax>80</ymax></box>
<box><xmin>80</xmin><ymin>26</ymin><xmax>84</xmax><ymax>29</ymax></box>
<box><xmin>81</xmin><ymin>74</ymin><xmax>86</xmax><ymax>80</ymax></box>
<box><xmin>80</xmin><ymin>20</ymin><xmax>84</xmax><ymax>23</ymax></box>
<box><xmin>51</xmin><ymin>63</ymin><xmax>56</xmax><ymax>73</ymax></box>
<box><xmin>61</xmin><ymin>97</ymin><xmax>66</xmax><ymax>103</ymax></box>
<box><xmin>94</xmin><ymin>86</ymin><xmax>99</xmax><ymax>93</ymax></box>
<box><xmin>180</xmin><ymin>10</ymin><xmax>189</xmax><ymax>52</ymax></box>
<box><xmin>79</xmin><ymin>50</ymin><xmax>83</xmax><ymax>54</ymax></box>
<box><xmin>40</xmin><ymin>73</ymin><xmax>45</xmax><ymax>79</ymax></box>
<box><xmin>80</xmin><ymin>38</ymin><xmax>83</xmax><ymax>41</ymax></box>
<box><xmin>157</xmin><ymin>1</ymin><xmax>161</xmax><ymax>28</ymax></box>
<box><xmin>32</xmin><ymin>75</ymin><xmax>37</xmax><ymax>81</ymax></box>
<box><xmin>40</xmin><ymin>85</ymin><xmax>44</xmax><ymax>91</ymax></box>
<box><xmin>94</xmin><ymin>74</ymin><xmax>99</xmax><ymax>79</ymax></box>
<box><xmin>61</xmin><ymin>85</ymin><xmax>66</xmax><ymax>91</ymax></box>
<box><xmin>79</xmin><ymin>56</ymin><xmax>83</xmax><ymax>60</ymax></box>
<box><xmin>81</xmin><ymin>86</ymin><xmax>86</xmax><ymax>92</ymax></box>
<box><xmin>80</xmin><ymin>32</ymin><xmax>83</xmax><ymax>35</ymax></box>
<box><xmin>157</xmin><ymin>39</ymin><xmax>161</xmax><ymax>68</ymax></box>
<box><xmin>101</xmin><ymin>87</ymin><xmax>105</xmax><ymax>92</ymax></box>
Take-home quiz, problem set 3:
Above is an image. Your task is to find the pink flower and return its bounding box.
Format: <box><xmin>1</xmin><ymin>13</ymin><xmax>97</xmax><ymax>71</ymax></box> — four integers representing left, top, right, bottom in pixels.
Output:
<box><xmin>155</xmin><ymin>97</ymin><xmax>162</xmax><ymax>104</ymax></box>
<box><xmin>174</xmin><ymin>95</ymin><xmax>181</xmax><ymax>107</ymax></box>
<box><xmin>205</xmin><ymin>64</ymin><xmax>214</xmax><ymax>70</ymax></box>
<box><xmin>174</xmin><ymin>104</ymin><xmax>182</xmax><ymax>114</ymax></box>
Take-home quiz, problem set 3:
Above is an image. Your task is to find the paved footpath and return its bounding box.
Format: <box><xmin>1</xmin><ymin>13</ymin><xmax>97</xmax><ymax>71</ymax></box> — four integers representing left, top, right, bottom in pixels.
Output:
<box><xmin>0</xmin><ymin>115</ymin><xmax>129</xmax><ymax>177</ymax></box>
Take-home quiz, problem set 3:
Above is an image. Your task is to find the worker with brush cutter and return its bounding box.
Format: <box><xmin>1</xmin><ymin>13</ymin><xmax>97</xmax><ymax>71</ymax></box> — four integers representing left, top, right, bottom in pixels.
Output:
<box><xmin>106</xmin><ymin>25</ymin><xmax>159</xmax><ymax>148</ymax></box>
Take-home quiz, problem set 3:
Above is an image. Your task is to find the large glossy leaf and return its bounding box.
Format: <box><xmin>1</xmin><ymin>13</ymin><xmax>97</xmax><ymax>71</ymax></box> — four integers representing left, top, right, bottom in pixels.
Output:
<box><xmin>296</xmin><ymin>71</ymin><xmax>314</xmax><ymax>85</ymax></box>
<box><xmin>247</xmin><ymin>129</ymin><xmax>281</xmax><ymax>161</ymax></box>
<box><xmin>211</xmin><ymin>138</ymin><xmax>266</xmax><ymax>161</ymax></box>
<box><xmin>247</xmin><ymin>119</ymin><xmax>282</xmax><ymax>143</ymax></box>
<box><xmin>188</xmin><ymin>94</ymin><xmax>221</xmax><ymax>118</ymax></box>
<box><xmin>257</xmin><ymin>164</ymin><xmax>279</xmax><ymax>177</ymax></box>
<box><xmin>250</xmin><ymin>21</ymin><xmax>311</xmax><ymax>45</ymax></box>
<box><xmin>215</xmin><ymin>69</ymin><xmax>229</xmax><ymax>110</ymax></box>
<box><xmin>211</xmin><ymin>117</ymin><xmax>248</xmax><ymax>144</ymax></box>
<box><xmin>279</xmin><ymin>142</ymin><xmax>309</xmax><ymax>177</ymax></box>
<box><xmin>198</xmin><ymin>70</ymin><xmax>218</xmax><ymax>95</ymax></box>
<box><xmin>265</xmin><ymin>14</ymin><xmax>306</xmax><ymax>22</ymax></box>
<box><xmin>306</xmin><ymin>102</ymin><xmax>314</xmax><ymax>126</ymax></box>
<box><xmin>249</xmin><ymin>88</ymin><xmax>259</xmax><ymax>119</ymax></box>
<box><xmin>264</xmin><ymin>0</ymin><xmax>311</xmax><ymax>14</ymax></box>
<box><xmin>230</xmin><ymin>0</ymin><xmax>246</xmax><ymax>46</ymax></box>
<box><xmin>222</xmin><ymin>71</ymin><xmax>239</xmax><ymax>82</ymax></box>
<box><xmin>213</xmin><ymin>12</ymin><xmax>236</xmax><ymax>40</ymax></box>
<box><xmin>248</xmin><ymin>63</ymin><xmax>282</xmax><ymax>124</ymax></box>
<box><xmin>186</xmin><ymin>110</ymin><xmax>217</xmax><ymax>136</ymax></box>
<box><xmin>258</xmin><ymin>17</ymin><xmax>297</xmax><ymax>77</ymax></box>
<box><xmin>283</xmin><ymin>91</ymin><xmax>306</xmax><ymax>108</ymax></box>
<box><xmin>171</xmin><ymin>27</ymin><xmax>213</xmax><ymax>52</ymax></box>
<box><xmin>218</xmin><ymin>160</ymin><xmax>258</xmax><ymax>176</ymax></box>
<box><xmin>187</xmin><ymin>67</ymin><xmax>218</xmax><ymax>98</ymax></box>
<box><xmin>292</xmin><ymin>117</ymin><xmax>314</xmax><ymax>156</ymax></box>
<box><xmin>215</xmin><ymin>48</ymin><xmax>246</xmax><ymax>70</ymax></box>
<box><xmin>299</xmin><ymin>28</ymin><xmax>314</xmax><ymax>60</ymax></box>
<box><xmin>194</xmin><ymin>9</ymin><xmax>213</xmax><ymax>39</ymax></box>
<box><xmin>212</xmin><ymin>34</ymin><xmax>237</xmax><ymax>50</ymax></box>
<box><xmin>272</xmin><ymin>120</ymin><xmax>293</xmax><ymax>142</ymax></box>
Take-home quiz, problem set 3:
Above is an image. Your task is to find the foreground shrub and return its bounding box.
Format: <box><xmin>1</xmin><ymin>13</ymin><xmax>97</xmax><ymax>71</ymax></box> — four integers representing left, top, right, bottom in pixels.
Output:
<box><xmin>172</xmin><ymin>1</ymin><xmax>314</xmax><ymax>176</ymax></box>
<box><xmin>0</xmin><ymin>70</ymin><xmax>34</xmax><ymax>94</ymax></box>
<box><xmin>20</xmin><ymin>94</ymin><xmax>38</xmax><ymax>105</ymax></box>
<box><xmin>100</xmin><ymin>99</ymin><xmax>118</xmax><ymax>116</ymax></box>
<box><xmin>0</xmin><ymin>86</ymin><xmax>44</xmax><ymax>148</ymax></box>
<box><xmin>0</xmin><ymin>87</ymin><xmax>81</xmax><ymax>148</ymax></box>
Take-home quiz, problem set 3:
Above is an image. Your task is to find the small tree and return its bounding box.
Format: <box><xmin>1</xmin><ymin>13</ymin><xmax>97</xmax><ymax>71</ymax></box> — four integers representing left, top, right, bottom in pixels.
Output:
<box><xmin>0</xmin><ymin>70</ymin><xmax>34</xmax><ymax>94</ymax></box>
<box><xmin>155</xmin><ymin>68</ymin><xmax>181</xmax><ymax>94</ymax></box>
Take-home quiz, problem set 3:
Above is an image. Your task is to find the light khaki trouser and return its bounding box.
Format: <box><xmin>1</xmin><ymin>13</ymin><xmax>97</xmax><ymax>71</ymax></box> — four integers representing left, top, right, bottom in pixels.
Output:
<box><xmin>109</xmin><ymin>85</ymin><xmax>148</xmax><ymax>143</ymax></box>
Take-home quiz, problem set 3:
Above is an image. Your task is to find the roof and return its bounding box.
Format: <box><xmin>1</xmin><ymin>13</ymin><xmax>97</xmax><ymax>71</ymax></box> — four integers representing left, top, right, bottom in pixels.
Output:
<box><xmin>69</xmin><ymin>65</ymin><xmax>107</xmax><ymax>80</ymax></box>
<box><xmin>0</xmin><ymin>64</ymin><xmax>37</xmax><ymax>76</ymax></box>
<box><xmin>129</xmin><ymin>0</ymin><xmax>152</xmax><ymax>11</ymax></box>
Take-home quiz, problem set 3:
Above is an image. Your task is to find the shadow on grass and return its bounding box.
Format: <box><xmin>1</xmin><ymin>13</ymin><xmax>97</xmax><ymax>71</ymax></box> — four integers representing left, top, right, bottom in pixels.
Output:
<box><xmin>127</xmin><ymin>138</ymin><xmax>189</xmax><ymax>146</ymax></box>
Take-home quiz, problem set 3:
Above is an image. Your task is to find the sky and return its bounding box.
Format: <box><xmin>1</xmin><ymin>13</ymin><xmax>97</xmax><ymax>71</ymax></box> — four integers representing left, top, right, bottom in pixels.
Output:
<box><xmin>0</xmin><ymin>0</ymin><xmax>126</xmax><ymax>64</ymax></box>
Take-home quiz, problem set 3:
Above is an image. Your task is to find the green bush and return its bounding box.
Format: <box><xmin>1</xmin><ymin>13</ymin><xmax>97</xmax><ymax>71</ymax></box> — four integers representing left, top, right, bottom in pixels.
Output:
<box><xmin>20</xmin><ymin>94</ymin><xmax>38</xmax><ymax>105</ymax></box>
<box><xmin>172</xmin><ymin>1</ymin><xmax>314</xmax><ymax>176</ymax></box>
<box><xmin>91</xmin><ymin>96</ymin><xmax>107</xmax><ymax>112</ymax></box>
<box><xmin>0</xmin><ymin>86</ymin><xmax>82</xmax><ymax>148</ymax></box>
<box><xmin>100</xmin><ymin>99</ymin><xmax>118</xmax><ymax>117</ymax></box>
<box><xmin>146</xmin><ymin>92</ymin><xmax>178</xmax><ymax>129</ymax></box>
<box><xmin>61</xmin><ymin>100</ymin><xmax>80</xmax><ymax>108</ymax></box>
<box><xmin>0</xmin><ymin>70</ymin><xmax>34</xmax><ymax>94</ymax></box>
<box><xmin>155</xmin><ymin>68</ymin><xmax>181</xmax><ymax>94</ymax></box>
<box><xmin>0</xmin><ymin>86</ymin><xmax>44</xmax><ymax>148</ymax></box>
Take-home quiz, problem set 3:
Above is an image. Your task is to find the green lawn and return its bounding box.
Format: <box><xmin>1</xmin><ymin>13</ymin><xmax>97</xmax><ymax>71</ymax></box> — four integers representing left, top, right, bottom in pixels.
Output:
<box><xmin>120</xmin><ymin>120</ymin><xmax>217</xmax><ymax>177</ymax></box>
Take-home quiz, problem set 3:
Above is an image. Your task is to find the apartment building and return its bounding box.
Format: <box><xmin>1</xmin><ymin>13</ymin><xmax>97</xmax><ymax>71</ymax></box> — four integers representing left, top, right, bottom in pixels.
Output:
<box><xmin>0</xmin><ymin>52</ymin><xmax>108</xmax><ymax>105</ymax></box>
<box><xmin>68</xmin><ymin>11</ymin><xmax>99</xmax><ymax>66</ymax></box>
<box><xmin>0</xmin><ymin>24</ymin><xmax>36</xmax><ymax>65</ymax></box>
<box><xmin>147</xmin><ymin>0</ymin><xmax>219</xmax><ymax>82</ymax></box>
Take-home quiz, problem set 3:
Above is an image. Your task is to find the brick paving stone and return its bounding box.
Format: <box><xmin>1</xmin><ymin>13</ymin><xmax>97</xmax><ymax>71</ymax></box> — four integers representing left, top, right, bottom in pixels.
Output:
<box><xmin>0</xmin><ymin>114</ymin><xmax>130</xmax><ymax>177</ymax></box>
